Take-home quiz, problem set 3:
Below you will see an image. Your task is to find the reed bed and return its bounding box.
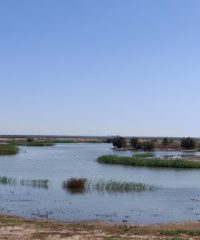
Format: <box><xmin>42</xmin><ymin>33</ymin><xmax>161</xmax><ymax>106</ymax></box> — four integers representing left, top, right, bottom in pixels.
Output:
<box><xmin>63</xmin><ymin>178</ymin><xmax>87</xmax><ymax>193</ymax></box>
<box><xmin>87</xmin><ymin>179</ymin><xmax>154</xmax><ymax>192</ymax></box>
<box><xmin>0</xmin><ymin>144</ymin><xmax>19</xmax><ymax>155</ymax></box>
<box><xmin>0</xmin><ymin>176</ymin><xmax>17</xmax><ymax>185</ymax></box>
<box><xmin>20</xmin><ymin>179</ymin><xmax>49</xmax><ymax>189</ymax></box>
<box><xmin>133</xmin><ymin>152</ymin><xmax>154</xmax><ymax>158</ymax></box>
<box><xmin>0</xmin><ymin>176</ymin><xmax>49</xmax><ymax>189</ymax></box>
<box><xmin>63</xmin><ymin>178</ymin><xmax>155</xmax><ymax>193</ymax></box>
<box><xmin>97</xmin><ymin>155</ymin><xmax>200</xmax><ymax>168</ymax></box>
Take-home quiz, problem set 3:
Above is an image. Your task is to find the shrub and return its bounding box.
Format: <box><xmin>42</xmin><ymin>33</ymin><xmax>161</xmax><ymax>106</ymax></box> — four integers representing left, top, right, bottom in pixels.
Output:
<box><xmin>181</xmin><ymin>137</ymin><xmax>196</xmax><ymax>150</ymax></box>
<box><xmin>142</xmin><ymin>141</ymin><xmax>155</xmax><ymax>151</ymax></box>
<box><xmin>130</xmin><ymin>137</ymin><xmax>139</xmax><ymax>149</ymax></box>
<box><xmin>112</xmin><ymin>137</ymin><xmax>128</xmax><ymax>149</ymax></box>
<box><xmin>27</xmin><ymin>137</ymin><xmax>34</xmax><ymax>142</ymax></box>
<box><xmin>162</xmin><ymin>137</ymin><xmax>169</xmax><ymax>145</ymax></box>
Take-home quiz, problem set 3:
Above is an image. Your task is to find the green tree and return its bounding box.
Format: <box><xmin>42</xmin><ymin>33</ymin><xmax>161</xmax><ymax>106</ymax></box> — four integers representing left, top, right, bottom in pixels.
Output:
<box><xmin>181</xmin><ymin>137</ymin><xmax>196</xmax><ymax>150</ymax></box>
<box><xmin>142</xmin><ymin>141</ymin><xmax>155</xmax><ymax>151</ymax></box>
<box><xmin>162</xmin><ymin>137</ymin><xmax>169</xmax><ymax>146</ymax></box>
<box><xmin>27</xmin><ymin>137</ymin><xmax>33</xmax><ymax>142</ymax></box>
<box><xmin>130</xmin><ymin>137</ymin><xmax>139</xmax><ymax>149</ymax></box>
<box><xmin>112</xmin><ymin>137</ymin><xmax>128</xmax><ymax>149</ymax></box>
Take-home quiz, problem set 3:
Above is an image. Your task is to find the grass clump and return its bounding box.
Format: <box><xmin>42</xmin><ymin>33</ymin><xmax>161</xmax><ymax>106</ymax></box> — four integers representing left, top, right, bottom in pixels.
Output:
<box><xmin>0</xmin><ymin>144</ymin><xmax>19</xmax><ymax>155</ymax></box>
<box><xmin>97</xmin><ymin>155</ymin><xmax>200</xmax><ymax>169</ymax></box>
<box><xmin>0</xmin><ymin>176</ymin><xmax>49</xmax><ymax>189</ymax></box>
<box><xmin>0</xmin><ymin>176</ymin><xmax>17</xmax><ymax>185</ymax></box>
<box><xmin>63</xmin><ymin>178</ymin><xmax>87</xmax><ymax>193</ymax></box>
<box><xmin>63</xmin><ymin>178</ymin><xmax>155</xmax><ymax>194</ymax></box>
<box><xmin>88</xmin><ymin>179</ymin><xmax>154</xmax><ymax>192</ymax></box>
<box><xmin>20</xmin><ymin>179</ymin><xmax>49</xmax><ymax>189</ymax></box>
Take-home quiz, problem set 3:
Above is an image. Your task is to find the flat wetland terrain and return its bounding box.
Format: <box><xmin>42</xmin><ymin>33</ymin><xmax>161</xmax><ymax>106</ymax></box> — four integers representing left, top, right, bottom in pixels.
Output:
<box><xmin>1</xmin><ymin>142</ymin><xmax>200</xmax><ymax>239</ymax></box>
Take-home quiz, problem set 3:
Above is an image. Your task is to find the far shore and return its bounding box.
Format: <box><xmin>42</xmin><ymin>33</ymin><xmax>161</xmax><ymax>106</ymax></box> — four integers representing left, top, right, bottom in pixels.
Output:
<box><xmin>1</xmin><ymin>213</ymin><xmax>200</xmax><ymax>239</ymax></box>
<box><xmin>113</xmin><ymin>147</ymin><xmax>199</xmax><ymax>152</ymax></box>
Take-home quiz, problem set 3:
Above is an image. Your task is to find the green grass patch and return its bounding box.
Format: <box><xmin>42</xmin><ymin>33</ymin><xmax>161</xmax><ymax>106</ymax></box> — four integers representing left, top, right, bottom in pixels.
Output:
<box><xmin>134</xmin><ymin>152</ymin><xmax>154</xmax><ymax>158</ymax></box>
<box><xmin>160</xmin><ymin>229</ymin><xmax>200</xmax><ymax>237</ymax></box>
<box><xmin>97</xmin><ymin>155</ymin><xmax>200</xmax><ymax>169</ymax></box>
<box><xmin>0</xmin><ymin>144</ymin><xmax>19</xmax><ymax>155</ymax></box>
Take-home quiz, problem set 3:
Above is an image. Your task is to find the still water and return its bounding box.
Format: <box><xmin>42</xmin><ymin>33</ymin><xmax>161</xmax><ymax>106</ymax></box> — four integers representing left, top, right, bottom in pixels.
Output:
<box><xmin>0</xmin><ymin>143</ymin><xmax>200</xmax><ymax>224</ymax></box>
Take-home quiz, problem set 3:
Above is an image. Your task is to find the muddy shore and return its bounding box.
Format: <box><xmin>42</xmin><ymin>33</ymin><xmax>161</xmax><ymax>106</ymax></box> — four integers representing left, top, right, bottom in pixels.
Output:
<box><xmin>1</xmin><ymin>214</ymin><xmax>200</xmax><ymax>239</ymax></box>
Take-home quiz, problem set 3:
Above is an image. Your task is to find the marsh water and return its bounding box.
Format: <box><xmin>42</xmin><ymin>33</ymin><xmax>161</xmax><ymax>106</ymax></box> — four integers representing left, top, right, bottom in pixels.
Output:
<box><xmin>1</xmin><ymin>143</ymin><xmax>200</xmax><ymax>224</ymax></box>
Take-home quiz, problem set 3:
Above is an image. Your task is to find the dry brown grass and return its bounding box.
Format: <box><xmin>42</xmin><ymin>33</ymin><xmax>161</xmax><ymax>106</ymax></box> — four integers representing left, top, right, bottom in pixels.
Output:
<box><xmin>0</xmin><ymin>214</ymin><xmax>200</xmax><ymax>239</ymax></box>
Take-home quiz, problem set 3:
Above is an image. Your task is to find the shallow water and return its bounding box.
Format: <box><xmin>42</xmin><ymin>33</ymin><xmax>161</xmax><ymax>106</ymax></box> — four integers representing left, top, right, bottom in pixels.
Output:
<box><xmin>0</xmin><ymin>143</ymin><xmax>200</xmax><ymax>224</ymax></box>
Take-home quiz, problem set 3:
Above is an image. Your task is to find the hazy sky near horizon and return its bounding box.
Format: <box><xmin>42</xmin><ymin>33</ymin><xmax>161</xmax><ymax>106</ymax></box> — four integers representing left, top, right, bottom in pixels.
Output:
<box><xmin>1</xmin><ymin>0</ymin><xmax>200</xmax><ymax>137</ymax></box>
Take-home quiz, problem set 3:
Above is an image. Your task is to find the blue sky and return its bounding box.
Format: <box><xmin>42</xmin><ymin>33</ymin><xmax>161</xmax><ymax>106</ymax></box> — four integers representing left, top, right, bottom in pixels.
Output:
<box><xmin>1</xmin><ymin>0</ymin><xmax>200</xmax><ymax>137</ymax></box>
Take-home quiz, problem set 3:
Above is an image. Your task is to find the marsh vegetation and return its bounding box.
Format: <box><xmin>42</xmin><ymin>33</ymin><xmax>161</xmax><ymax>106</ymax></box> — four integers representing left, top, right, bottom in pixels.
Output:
<box><xmin>0</xmin><ymin>144</ymin><xmax>18</xmax><ymax>155</ymax></box>
<box><xmin>97</xmin><ymin>154</ymin><xmax>200</xmax><ymax>168</ymax></box>
<box><xmin>0</xmin><ymin>176</ymin><xmax>49</xmax><ymax>189</ymax></box>
<box><xmin>63</xmin><ymin>178</ymin><xmax>155</xmax><ymax>193</ymax></box>
<box><xmin>1</xmin><ymin>143</ymin><xmax>200</xmax><ymax>224</ymax></box>
<box><xmin>11</xmin><ymin>138</ymin><xmax>54</xmax><ymax>146</ymax></box>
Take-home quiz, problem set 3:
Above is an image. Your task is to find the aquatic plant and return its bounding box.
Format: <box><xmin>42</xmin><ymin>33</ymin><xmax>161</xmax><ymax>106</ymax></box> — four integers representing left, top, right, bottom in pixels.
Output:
<box><xmin>63</xmin><ymin>178</ymin><xmax>87</xmax><ymax>193</ymax></box>
<box><xmin>0</xmin><ymin>176</ymin><xmax>49</xmax><ymax>189</ymax></box>
<box><xmin>87</xmin><ymin>179</ymin><xmax>154</xmax><ymax>192</ymax></box>
<box><xmin>0</xmin><ymin>144</ymin><xmax>19</xmax><ymax>155</ymax></box>
<box><xmin>20</xmin><ymin>179</ymin><xmax>49</xmax><ymax>189</ymax></box>
<box><xmin>62</xmin><ymin>178</ymin><xmax>155</xmax><ymax>194</ymax></box>
<box><xmin>97</xmin><ymin>155</ymin><xmax>200</xmax><ymax>168</ymax></box>
<box><xmin>134</xmin><ymin>152</ymin><xmax>154</xmax><ymax>158</ymax></box>
<box><xmin>0</xmin><ymin>176</ymin><xmax>17</xmax><ymax>185</ymax></box>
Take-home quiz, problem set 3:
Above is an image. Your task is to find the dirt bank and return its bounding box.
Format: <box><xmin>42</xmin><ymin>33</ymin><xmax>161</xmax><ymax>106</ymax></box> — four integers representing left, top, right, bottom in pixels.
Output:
<box><xmin>1</xmin><ymin>214</ymin><xmax>200</xmax><ymax>239</ymax></box>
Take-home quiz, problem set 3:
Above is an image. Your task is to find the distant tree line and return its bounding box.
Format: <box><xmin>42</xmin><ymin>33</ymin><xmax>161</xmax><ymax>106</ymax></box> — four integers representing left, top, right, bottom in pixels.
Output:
<box><xmin>112</xmin><ymin>137</ymin><xmax>155</xmax><ymax>151</ymax></box>
<box><xmin>110</xmin><ymin>136</ymin><xmax>197</xmax><ymax>151</ymax></box>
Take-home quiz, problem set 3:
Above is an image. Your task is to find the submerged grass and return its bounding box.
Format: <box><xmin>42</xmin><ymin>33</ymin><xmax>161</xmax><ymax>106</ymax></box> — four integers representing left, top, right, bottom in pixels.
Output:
<box><xmin>0</xmin><ymin>176</ymin><xmax>17</xmax><ymax>185</ymax></box>
<box><xmin>87</xmin><ymin>179</ymin><xmax>154</xmax><ymax>192</ymax></box>
<box><xmin>63</xmin><ymin>178</ymin><xmax>155</xmax><ymax>193</ymax></box>
<box><xmin>97</xmin><ymin>155</ymin><xmax>200</xmax><ymax>169</ymax></box>
<box><xmin>20</xmin><ymin>179</ymin><xmax>49</xmax><ymax>189</ymax></box>
<box><xmin>0</xmin><ymin>144</ymin><xmax>19</xmax><ymax>155</ymax></box>
<box><xmin>0</xmin><ymin>176</ymin><xmax>49</xmax><ymax>189</ymax></box>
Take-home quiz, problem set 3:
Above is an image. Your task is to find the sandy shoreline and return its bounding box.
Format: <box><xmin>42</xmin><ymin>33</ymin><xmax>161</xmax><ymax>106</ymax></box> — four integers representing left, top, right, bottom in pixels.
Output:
<box><xmin>1</xmin><ymin>214</ymin><xmax>200</xmax><ymax>239</ymax></box>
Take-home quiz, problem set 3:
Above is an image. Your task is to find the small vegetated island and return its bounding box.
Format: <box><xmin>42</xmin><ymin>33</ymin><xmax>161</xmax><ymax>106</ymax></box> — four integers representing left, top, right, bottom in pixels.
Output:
<box><xmin>97</xmin><ymin>137</ymin><xmax>200</xmax><ymax>169</ymax></box>
<box><xmin>0</xmin><ymin>144</ymin><xmax>19</xmax><ymax>155</ymax></box>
